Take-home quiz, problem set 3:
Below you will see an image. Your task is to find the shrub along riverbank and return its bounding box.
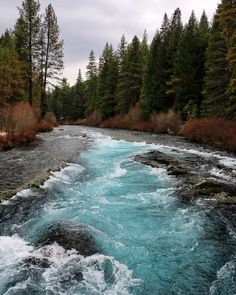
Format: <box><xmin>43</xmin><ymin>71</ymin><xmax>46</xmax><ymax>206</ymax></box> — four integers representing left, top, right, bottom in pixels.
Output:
<box><xmin>0</xmin><ymin>102</ymin><xmax>57</xmax><ymax>151</ymax></box>
<box><xmin>62</xmin><ymin>107</ymin><xmax>236</xmax><ymax>153</ymax></box>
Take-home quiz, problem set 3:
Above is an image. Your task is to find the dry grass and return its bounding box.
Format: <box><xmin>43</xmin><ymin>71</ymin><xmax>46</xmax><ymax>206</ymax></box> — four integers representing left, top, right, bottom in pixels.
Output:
<box><xmin>181</xmin><ymin>117</ymin><xmax>236</xmax><ymax>152</ymax></box>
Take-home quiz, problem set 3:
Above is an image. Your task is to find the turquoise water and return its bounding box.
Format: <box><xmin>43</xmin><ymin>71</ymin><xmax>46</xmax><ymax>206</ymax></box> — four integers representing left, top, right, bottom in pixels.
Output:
<box><xmin>0</xmin><ymin>131</ymin><xmax>235</xmax><ymax>294</ymax></box>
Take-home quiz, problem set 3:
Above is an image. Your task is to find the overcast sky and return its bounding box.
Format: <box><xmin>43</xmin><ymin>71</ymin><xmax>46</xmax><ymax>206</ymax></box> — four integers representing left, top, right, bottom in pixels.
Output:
<box><xmin>0</xmin><ymin>0</ymin><xmax>220</xmax><ymax>85</ymax></box>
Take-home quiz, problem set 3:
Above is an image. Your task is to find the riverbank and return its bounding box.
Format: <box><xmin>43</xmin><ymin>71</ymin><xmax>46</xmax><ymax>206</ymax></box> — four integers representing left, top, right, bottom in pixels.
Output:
<box><xmin>101</xmin><ymin>128</ymin><xmax>236</xmax><ymax>198</ymax></box>
<box><xmin>0</xmin><ymin>126</ymin><xmax>90</xmax><ymax>201</ymax></box>
<box><xmin>1</xmin><ymin>125</ymin><xmax>235</xmax><ymax>205</ymax></box>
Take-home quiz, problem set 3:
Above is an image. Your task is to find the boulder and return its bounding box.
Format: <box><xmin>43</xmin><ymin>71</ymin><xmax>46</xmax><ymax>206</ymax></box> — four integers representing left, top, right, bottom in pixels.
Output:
<box><xmin>36</xmin><ymin>221</ymin><xmax>99</xmax><ymax>257</ymax></box>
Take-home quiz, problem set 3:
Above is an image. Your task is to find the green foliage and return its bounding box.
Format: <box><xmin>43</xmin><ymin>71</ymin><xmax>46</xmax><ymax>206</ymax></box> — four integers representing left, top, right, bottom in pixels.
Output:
<box><xmin>40</xmin><ymin>1</ymin><xmax>236</xmax><ymax>123</ymax></box>
<box><xmin>48</xmin><ymin>78</ymin><xmax>70</xmax><ymax>119</ymax></box>
<box><xmin>98</xmin><ymin>44</ymin><xmax>119</xmax><ymax>119</ymax></box>
<box><xmin>14</xmin><ymin>0</ymin><xmax>41</xmax><ymax>105</ymax></box>
<box><xmin>70</xmin><ymin>70</ymin><xmax>86</xmax><ymax>120</ymax></box>
<box><xmin>0</xmin><ymin>31</ymin><xmax>25</xmax><ymax>104</ymax></box>
<box><xmin>173</xmin><ymin>11</ymin><xmax>209</xmax><ymax>120</ymax></box>
<box><xmin>116</xmin><ymin>36</ymin><xmax>143</xmax><ymax>114</ymax></box>
<box><xmin>141</xmin><ymin>9</ymin><xmax>183</xmax><ymax>118</ymax></box>
<box><xmin>40</xmin><ymin>3</ymin><xmax>64</xmax><ymax>116</ymax></box>
<box><xmin>201</xmin><ymin>14</ymin><xmax>228</xmax><ymax>117</ymax></box>
<box><xmin>202</xmin><ymin>1</ymin><xmax>236</xmax><ymax>119</ymax></box>
<box><xmin>85</xmin><ymin>50</ymin><xmax>98</xmax><ymax>117</ymax></box>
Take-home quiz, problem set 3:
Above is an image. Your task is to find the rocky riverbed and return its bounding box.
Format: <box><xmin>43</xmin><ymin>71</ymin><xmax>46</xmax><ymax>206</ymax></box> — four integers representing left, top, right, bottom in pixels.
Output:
<box><xmin>101</xmin><ymin>128</ymin><xmax>236</xmax><ymax>231</ymax></box>
<box><xmin>0</xmin><ymin>126</ymin><xmax>236</xmax><ymax>294</ymax></box>
<box><xmin>0</xmin><ymin>126</ymin><xmax>90</xmax><ymax>200</ymax></box>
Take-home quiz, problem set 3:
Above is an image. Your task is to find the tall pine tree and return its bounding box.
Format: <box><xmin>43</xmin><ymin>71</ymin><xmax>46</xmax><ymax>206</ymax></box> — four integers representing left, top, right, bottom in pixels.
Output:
<box><xmin>40</xmin><ymin>4</ymin><xmax>64</xmax><ymax>116</ymax></box>
<box><xmin>85</xmin><ymin>50</ymin><xmax>98</xmax><ymax>117</ymax></box>
<box><xmin>116</xmin><ymin>36</ymin><xmax>143</xmax><ymax>113</ymax></box>
<box><xmin>98</xmin><ymin>44</ymin><xmax>118</xmax><ymax>119</ymax></box>
<box><xmin>0</xmin><ymin>31</ymin><xmax>25</xmax><ymax>104</ymax></box>
<box><xmin>15</xmin><ymin>0</ymin><xmax>41</xmax><ymax>105</ymax></box>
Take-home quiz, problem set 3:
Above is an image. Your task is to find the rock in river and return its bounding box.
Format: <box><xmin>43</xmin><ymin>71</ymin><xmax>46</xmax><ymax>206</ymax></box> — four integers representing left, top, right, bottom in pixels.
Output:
<box><xmin>36</xmin><ymin>221</ymin><xmax>99</xmax><ymax>257</ymax></box>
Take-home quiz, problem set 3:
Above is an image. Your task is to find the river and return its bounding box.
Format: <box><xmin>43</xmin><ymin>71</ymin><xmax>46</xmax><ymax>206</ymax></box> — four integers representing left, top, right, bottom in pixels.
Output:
<box><xmin>0</xmin><ymin>127</ymin><xmax>235</xmax><ymax>294</ymax></box>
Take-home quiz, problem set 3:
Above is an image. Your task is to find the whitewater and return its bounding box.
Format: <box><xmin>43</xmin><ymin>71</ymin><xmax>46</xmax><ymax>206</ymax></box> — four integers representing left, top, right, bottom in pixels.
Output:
<box><xmin>0</xmin><ymin>129</ymin><xmax>235</xmax><ymax>294</ymax></box>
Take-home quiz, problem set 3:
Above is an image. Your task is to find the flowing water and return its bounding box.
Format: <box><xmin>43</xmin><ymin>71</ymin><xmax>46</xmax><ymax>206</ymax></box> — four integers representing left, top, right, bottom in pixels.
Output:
<box><xmin>0</xmin><ymin>130</ymin><xmax>235</xmax><ymax>295</ymax></box>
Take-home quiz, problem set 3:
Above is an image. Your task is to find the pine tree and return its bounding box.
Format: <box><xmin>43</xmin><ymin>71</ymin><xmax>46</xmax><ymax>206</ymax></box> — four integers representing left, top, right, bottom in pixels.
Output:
<box><xmin>218</xmin><ymin>0</ymin><xmax>236</xmax><ymax>118</ymax></box>
<box><xmin>70</xmin><ymin>69</ymin><xmax>86</xmax><ymax>120</ymax></box>
<box><xmin>40</xmin><ymin>4</ymin><xmax>64</xmax><ymax>116</ymax></box>
<box><xmin>98</xmin><ymin>44</ymin><xmax>118</xmax><ymax>118</ymax></box>
<box><xmin>141</xmin><ymin>30</ymin><xmax>149</xmax><ymax>69</ymax></box>
<box><xmin>116</xmin><ymin>36</ymin><xmax>143</xmax><ymax>114</ymax></box>
<box><xmin>166</xmin><ymin>8</ymin><xmax>183</xmax><ymax>103</ymax></box>
<box><xmin>117</xmin><ymin>34</ymin><xmax>127</xmax><ymax>67</ymax></box>
<box><xmin>85</xmin><ymin>50</ymin><xmax>98</xmax><ymax>117</ymax></box>
<box><xmin>174</xmin><ymin>11</ymin><xmax>206</xmax><ymax>119</ymax></box>
<box><xmin>201</xmin><ymin>7</ymin><xmax>229</xmax><ymax>117</ymax></box>
<box><xmin>140</xmin><ymin>32</ymin><xmax>163</xmax><ymax>117</ymax></box>
<box><xmin>0</xmin><ymin>31</ymin><xmax>25</xmax><ymax>104</ymax></box>
<box><xmin>14</xmin><ymin>0</ymin><xmax>41</xmax><ymax>105</ymax></box>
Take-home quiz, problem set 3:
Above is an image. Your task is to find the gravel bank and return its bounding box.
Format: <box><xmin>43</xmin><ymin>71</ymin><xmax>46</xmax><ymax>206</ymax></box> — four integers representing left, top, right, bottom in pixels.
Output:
<box><xmin>0</xmin><ymin>126</ymin><xmax>90</xmax><ymax>201</ymax></box>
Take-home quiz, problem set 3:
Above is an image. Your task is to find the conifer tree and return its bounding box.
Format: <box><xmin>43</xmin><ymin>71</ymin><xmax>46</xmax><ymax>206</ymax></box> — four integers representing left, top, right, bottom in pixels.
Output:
<box><xmin>15</xmin><ymin>0</ymin><xmax>41</xmax><ymax>105</ymax></box>
<box><xmin>141</xmin><ymin>30</ymin><xmax>149</xmax><ymax>69</ymax></box>
<box><xmin>201</xmin><ymin>13</ymin><xmax>228</xmax><ymax>117</ymax></box>
<box><xmin>173</xmin><ymin>11</ymin><xmax>207</xmax><ymax>119</ymax></box>
<box><xmin>40</xmin><ymin>4</ymin><xmax>64</xmax><ymax>116</ymax></box>
<box><xmin>98</xmin><ymin>44</ymin><xmax>118</xmax><ymax>118</ymax></box>
<box><xmin>70</xmin><ymin>69</ymin><xmax>86</xmax><ymax>120</ymax></box>
<box><xmin>85</xmin><ymin>50</ymin><xmax>98</xmax><ymax>117</ymax></box>
<box><xmin>116</xmin><ymin>36</ymin><xmax>143</xmax><ymax>113</ymax></box>
<box><xmin>218</xmin><ymin>0</ymin><xmax>236</xmax><ymax>118</ymax></box>
<box><xmin>0</xmin><ymin>31</ymin><xmax>25</xmax><ymax>104</ymax></box>
<box><xmin>117</xmin><ymin>34</ymin><xmax>127</xmax><ymax>67</ymax></box>
<box><xmin>140</xmin><ymin>32</ymin><xmax>163</xmax><ymax>117</ymax></box>
<box><xmin>166</xmin><ymin>8</ymin><xmax>183</xmax><ymax>103</ymax></box>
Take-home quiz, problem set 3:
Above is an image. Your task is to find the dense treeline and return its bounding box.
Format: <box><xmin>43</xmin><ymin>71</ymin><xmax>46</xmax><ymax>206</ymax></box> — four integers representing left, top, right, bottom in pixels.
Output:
<box><xmin>0</xmin><ymin>0</ymin><xmax>63</xmax><ymax>117</ymax></box>
<box><xmin>49</xmin><ymin>0</ymin><xmax>236</xmax><ymax>122</ymax></box>
<box><xmin>0</xmin><ymin>0</ymin><xmax>63</xmax><ymax>151</ymax></box>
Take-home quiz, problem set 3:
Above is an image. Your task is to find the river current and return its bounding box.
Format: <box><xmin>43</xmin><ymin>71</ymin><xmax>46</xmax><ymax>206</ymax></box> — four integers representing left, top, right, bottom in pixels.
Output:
<box><xmin>0</xmin><ymin>130</ymin><xmax>235</xmax><ymax>294</ymax></box>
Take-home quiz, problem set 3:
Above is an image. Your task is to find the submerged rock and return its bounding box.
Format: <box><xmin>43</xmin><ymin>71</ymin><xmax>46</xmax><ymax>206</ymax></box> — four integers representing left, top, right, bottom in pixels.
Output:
<box><xmin>36</xmin><ymin>221</ymin><xmax>99</xmax><ymax>257</ymax></box>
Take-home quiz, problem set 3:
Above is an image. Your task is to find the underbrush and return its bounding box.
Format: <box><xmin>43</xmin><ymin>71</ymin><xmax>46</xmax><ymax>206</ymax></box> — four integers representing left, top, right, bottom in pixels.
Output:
<box><xmin>181</xmin><ymin>117</ymin><xmax>236</xmax><ymax>152</ymax></box>
<box><xmin>0</xmin><ymin>102</ymin><xmax>57</xmax><ymax>151</ymax></box>
<box><xmin>78</xmin><ymin>107</ymin><xmax>181</xmax><ymax>133</ymax></box>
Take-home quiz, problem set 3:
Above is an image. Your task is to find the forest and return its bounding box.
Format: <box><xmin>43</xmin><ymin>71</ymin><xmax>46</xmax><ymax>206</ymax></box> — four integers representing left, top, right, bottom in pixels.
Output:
<box><xmin>0</xmin><ymin>0</ymin><xmax>236</xmax><ymax>151</ymax></box>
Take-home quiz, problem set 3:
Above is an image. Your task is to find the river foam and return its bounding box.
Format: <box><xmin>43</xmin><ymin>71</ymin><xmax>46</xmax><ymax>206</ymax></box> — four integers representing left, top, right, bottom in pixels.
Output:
<box><xmin>0</xmin><ymin>129</ymin><xmax>235</xmax><ymax>294</ymax></box>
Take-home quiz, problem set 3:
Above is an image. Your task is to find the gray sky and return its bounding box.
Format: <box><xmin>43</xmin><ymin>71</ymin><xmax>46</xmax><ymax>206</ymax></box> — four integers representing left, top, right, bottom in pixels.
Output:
<box><xmin>0</xmin><ymin>0</ymin><xmax>220</xmax><ymax>85</ymax></box>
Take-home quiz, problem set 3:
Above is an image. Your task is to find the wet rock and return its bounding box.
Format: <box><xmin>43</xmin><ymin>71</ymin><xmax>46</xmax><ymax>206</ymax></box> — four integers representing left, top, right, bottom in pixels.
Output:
<box><xmin>24</xmin><ymin>257</ymin><xmax>50</xmax><ymax>268</ymax></box>
<box><xmin>191</xmin><ymin>180</ymin><xmax>236</xmax><ymax>199</ymax></box>
<box><xmin>36</xmin><ymin>221</ymin><xmax>99</xmax><ymax>257</ymax></box>
<box><xmin>134</xmin><ymin>150</ymin><xmax>236</xmax><ymax>204</ymax></box>
<box><xmin>134</xmin><ymin>151</ymin><xmax>188</xmax><ymax>176</ymax></box>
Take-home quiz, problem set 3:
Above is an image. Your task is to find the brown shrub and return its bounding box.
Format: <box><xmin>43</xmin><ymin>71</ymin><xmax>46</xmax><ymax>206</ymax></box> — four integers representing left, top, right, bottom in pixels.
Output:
<box><xmin>13</xmin><ymin>130</ymin><xmax>37</xmax><ymax>146</ymax></box>
<box><xmin>44</xmin><ymin>112</ymin><xmax>58</xmax><ymax>127</ymax></box>
<box><xmin>107</xmin><ymin>115</ymin><xmax>130</xmax><ymax>129</ymax></box>
<box><xmin>127</xmin><ymin>105</ymin><xmax>142</xmax><ymax>123</ymax></box>
<box><xmin>181</xmin><ymin>117</ymin><xmax>236</xmax><ymax>152</ymax></box>
<box><xmin>33</xmin><ymin>122</ymin><xmax>53</xmax><ymax>133</ymax></box>
<box><xmin>87</xmin><ymin>111</ymin><xmax>103</xmax><ymax>126</ymax></box>
<box><xmin>10</xmin><ymin>101</ymin><xmax>37</xmax><ymax>132</ymax></box>
<box><xmin>150</xmin><ymin>110</ymin><xmax>182</xmax><ymax>134</ymax></box>
<box><xmin>131</xmin><ymin>121</ymin><xmax>153</xmax><ymax>132</ymax></box>
<box><xmin>0</xmin><ymin>102</ymin><xmax>37</xmax><ymax>135</ymax></box>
